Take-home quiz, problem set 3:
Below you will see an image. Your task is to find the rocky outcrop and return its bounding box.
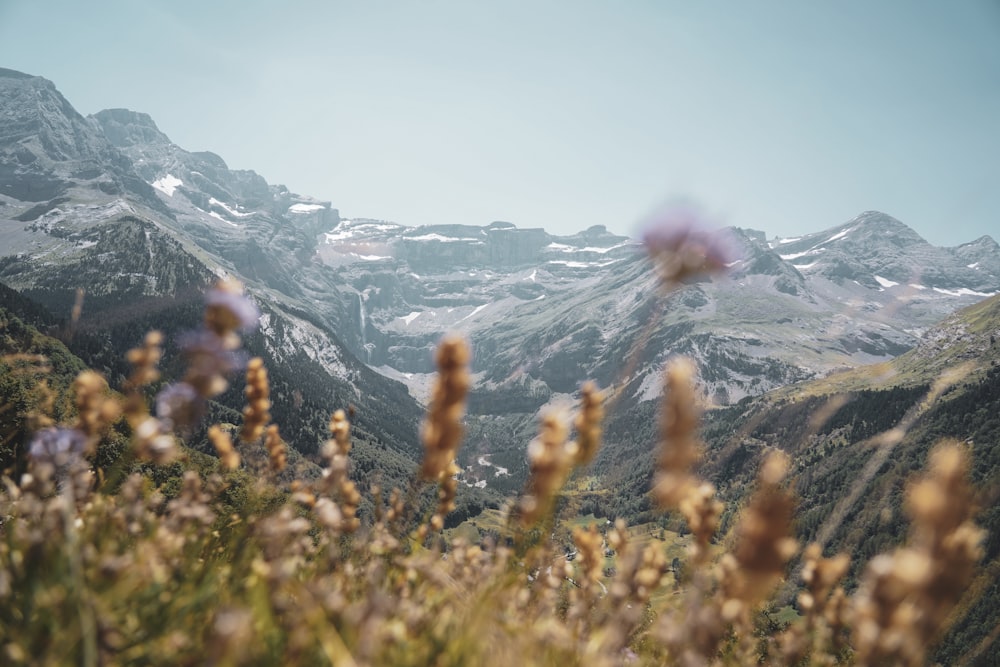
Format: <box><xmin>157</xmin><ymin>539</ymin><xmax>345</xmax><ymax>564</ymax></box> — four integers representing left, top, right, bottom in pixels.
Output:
<box><xmin>0</xmin><ymin>69</ymin><xmax>166</xmax><ymax>213</ymax></box>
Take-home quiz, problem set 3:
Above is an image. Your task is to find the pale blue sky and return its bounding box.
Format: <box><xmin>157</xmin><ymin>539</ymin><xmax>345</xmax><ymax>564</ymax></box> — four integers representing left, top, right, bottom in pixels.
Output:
<box><xmin>1</xmin><ymin>1</ymin><xmax>998</xmax><ymax>245</ymax></box>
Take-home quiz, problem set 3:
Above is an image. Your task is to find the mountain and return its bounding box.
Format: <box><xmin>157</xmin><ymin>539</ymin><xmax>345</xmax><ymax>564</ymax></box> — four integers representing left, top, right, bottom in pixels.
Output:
<box><xmin>0</xmin><ymin>69</ymin><xmax>439</xmax><ymax>504</ymax></box>
<box><xmin>704</xmin><ymin>294</ymin><xmax>1000</xmax><ymax>665</ymax></box>
<box><xmin>309</xmin><ymin>211</ymin><xmax>999</xmax><ymax>407</ymax></box>
<box><xmin>770</xmin><ymin>212</ymin><xmax>999</xmax><ymax>294</ymax></box>
<box><xmin>4</xmin><ymin>66</ymin><xmax>1000</xmax><ymax>663</ymax></box>
<box><xmin>1</xmin><ymin>67</ymin><xmax>999</xmax><ymax>499</ymax></box>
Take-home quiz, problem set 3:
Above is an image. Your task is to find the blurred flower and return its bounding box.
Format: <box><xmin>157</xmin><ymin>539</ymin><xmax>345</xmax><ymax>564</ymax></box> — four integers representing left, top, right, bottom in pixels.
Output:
<box><xmin>178</xmin><ymin>330</ymin><xmax>245</xmax><ymax>397</ymax></box>
<box><xmin>155</xmin><ymin>382</ymin><xmax>203</xmax><ymax>431</ymax></box>
<box><xmin>28</xmin><ymin>427</ymin><xmax>89</xmax><ymax>464</ymax></box>
<box><xmin>134</xmin><ymin>415</ymin><xmax>179</xmax><ymax>463</ymax></box>
<box><xmin>206</xmin><ymin>280</ymin><xmax>260</xmax><ymax>333</ymax></box>
<box><xmin>640</xmin><ymin>204</ymin><xmax>740</xmax><ymax>283</ymax></box>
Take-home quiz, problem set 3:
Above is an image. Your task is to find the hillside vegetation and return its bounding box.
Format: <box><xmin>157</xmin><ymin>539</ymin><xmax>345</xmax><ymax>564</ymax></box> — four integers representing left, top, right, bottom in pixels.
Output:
<box><xmin>2</xmin><ymin>237</ymin><xmax>998</xmax><ymax>664</ymax></box>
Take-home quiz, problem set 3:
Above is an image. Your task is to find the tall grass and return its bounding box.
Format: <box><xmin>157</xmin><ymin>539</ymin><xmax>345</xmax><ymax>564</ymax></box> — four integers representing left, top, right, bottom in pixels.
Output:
<box><xmin>0</xmin><ymin>213</ymin><xmax>986</xmax><ymax>665</ymax></box>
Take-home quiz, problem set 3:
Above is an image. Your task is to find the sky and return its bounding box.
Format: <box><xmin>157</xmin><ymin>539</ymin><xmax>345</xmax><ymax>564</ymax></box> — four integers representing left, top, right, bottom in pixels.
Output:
<box><xmin>1</xmin><ymin>1</ymin><xmax>998</xmax><ymax>245</ymax></box>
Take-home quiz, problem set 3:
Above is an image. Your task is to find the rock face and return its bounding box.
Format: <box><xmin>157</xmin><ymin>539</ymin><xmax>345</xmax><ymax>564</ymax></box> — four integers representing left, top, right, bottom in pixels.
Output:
<box><xmin>0</xmin><ymin>68</ymin><xmax>164</xmax><ymax>210</ymax></box>
<box><xmin>90</xmin><ymin>108</ymin><xmax>172</xmax><ymax>148</ymax></box>
<box><xmin>315</xmin><ymin>213</ymin><xmax>998</xmax><ymax>412</ymax></box>
<box><xmin>2</xmin><ymin>66</ymin><xmax>999</xmax><ymax>490</ymax></box>
<box><xmin>772</xmin><ymin>211</ymin><xmax>999</xmax><ymax>293</ymax></box>
<box><xmin>0</xmin><ymin>69</ymin><xmax>422</xmax><ymax>472</ymax></box>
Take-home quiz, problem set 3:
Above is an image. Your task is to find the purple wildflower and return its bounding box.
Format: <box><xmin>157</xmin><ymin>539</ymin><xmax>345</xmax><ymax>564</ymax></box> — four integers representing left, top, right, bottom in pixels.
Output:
<box><xmin>155</xmin><ymin>382</ymin><xmax>204</xmax><ymax>431</ymax></box>
<box><xmin>28</xmin><ymin>427</ymin><xmax>89</xmax><ymax>464</ymax></box>
<box><xmin>178</xmin><ymin>329</ymin><xmax>245</xmax><ymax>395</ymax></box>
<box><xmin>640</xmin><ymin>204</ymin><xmax>740</xmax><ymax>282</ymax></box>
<box><xmin>206</xmin><ymin>282</ymin><xmax>260</xmax><ymax>332</ymax></box>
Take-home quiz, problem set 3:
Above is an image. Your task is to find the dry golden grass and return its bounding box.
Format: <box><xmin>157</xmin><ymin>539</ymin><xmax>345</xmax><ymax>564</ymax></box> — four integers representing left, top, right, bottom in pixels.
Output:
<box><xmin>0</xmin><ymin>253</ymin><xmax>989</xmax><ymax>665</ymax></box>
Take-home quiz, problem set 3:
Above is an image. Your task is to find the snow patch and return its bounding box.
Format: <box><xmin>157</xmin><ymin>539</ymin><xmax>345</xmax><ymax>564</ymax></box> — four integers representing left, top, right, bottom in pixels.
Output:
<box><xmin>324</xmin><ymin>221</ymin><xmax>413</xmax><ymax>242</ymax></box>
<box><xmin>477</xmin><ymin>456</ymin><xmax>509</xmax><ymax>477</ymax></box>
<box><xmin>780</xmin><ymin>249</ymin><xmax>820</xmax><ymax>261</ymax></box>
<box><xmin>324</xmin><ymin>229</ymin><xmax>354</xmax><ymax>242</ymax></box>
<box><xmin>526</xmin><ymin>269</ymin><xmax>537</xmax><ymax>282</ymax></box>
<box><xmin>151</xmin><ymin>174</ymin><xmax>182</xmax><ymax>197</ymax></box>
<box><xmin>826</xmin><ymin>227</ymin><xmax>853</xmax><ymax>243</ymax></box>
<box><xmin>405</xmin><ymin>233</ymin><xmax>482</xmax><ymax>243</ymax></box>
<box><xmin>546</xmin><ymin>242</ymin><xmax>629</xmax><ymax>254</ymax></box>
<box><xmin>400</xmin><ymin>312</ymin><xmax>422</xmax><ymax>326</ymax></box>
<box><xmin>209</xmin><ymin>197</ymin><xmax>252</xmax><ymax>218</ymax></box>
<box><xmin>547</xmin><ymin>259</ymin><xmax>619</xmax><ymax>268</ymax></box>
<box><xmin>635</xmin><ymin>367</ymin><xmax>664</xmax><ymax>402</ymax></box>
<box><xmin>289</xmin><ymin>203</ymin><xmax>326</xmax><ymax>213</ymax></box>
<box><xmin>209</xmin><ymin>211</ymin><xmax>239</xmax><ymax>227</ymax></box>
<box><xmin>458</xmin><ymin>304</ymin><xmax>489</xmax><ymax>322</ymax></box>
<box><xmin>874</xmin><ymin>275</ymin><xmax>899</xmax><ymax>288</ymax></box>
<box><xmin>779</xmin><ymin>227</ymin><xmax>852</xmax><ymax>260</ymax></box>
<box><xmin>932</xmin><ymin>287</ymin><xmax>998</xmax><ymax>298</ymax></box>
<box><xmin>777</xmin><ymin>236</ymin><xmax>802</xmax><ymax>245</ymax></box>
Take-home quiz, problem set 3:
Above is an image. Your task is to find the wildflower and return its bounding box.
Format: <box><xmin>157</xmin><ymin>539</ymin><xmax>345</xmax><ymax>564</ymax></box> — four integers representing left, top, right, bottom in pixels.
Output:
<box><xmin>133</xmin><ymin>415</ymin><xmax>178</xmax><ymax>463</ymax></box>
<box><xmin>652</xmin><ymin>358</ymin><xmax>723</xmax><ymax>561</ymax></box>
<box><xmin>264</xmin><ymin>425</ymin><xmax>286</xmax><ymax>472</ymax></box>
<box><xmin>798</xmin><ymin>543</ymin><xmax>849</xmax><ymax>617</ymax></box>
<box><xmin>572</xmin><ymin>523</ymin><xmax>604</xmax><ymax>585</ymax></box>
<box><xmin>125</xmin><ymin>330</ymin><xmax>164</xmax><ymax>389</ymax></box>
<box><xmin>720</xmin><ymin>450</ymin><xmax>798</xmax><ymax>618</ymax></box>
<box><xmin>72</xmin><ymin>370</ymin><xmax>121</xmax><ymax>447</ymax></box>
<box><xmin>640</xmin><ymin>203</ymin><xmax>739</xmax><ymax>283</ymax></box>
<box><xmin>853</xmin><ymin>440</ymin><xmax>984</xmax><ymax>666</ymax></box>
<box><xmin>652</xmin><ymin>357</ymin><xmax>702</xmax><ymax>509</ymax></box>
<box><xmin>205</xmin><ymin>278</ymin><xmax>260</xmax><ymax>334</ymax></box>
<box><xmin>239</xmin><ymin>357</ymin><xmax>271</xmax><ymax>443</ymax></box>
<box><xmin>328</xmin><ymin>409</ymin><xmax>352</xmax><ymax>457</ymax></box>
<box><xmin>571</xmin><ymin>381</ymin><xmax>604</xmax><ymax>465</ymax></box>
<box><xmin>319</xmin><ymin>408</ymin><xmax>360</xmax><ymax>533</ymax></box>
<box><xmin>155</xmin><ymin>382</ymin><xmax>203</xmax><ymax>431</ymax></box>
<box><xmin>28</xmin><ymin>427</ymin><xmax>89</xmax><ymax>464</ymax></box>
<box><xmin>208</xmin><ymin>425</ymin><xmax>240</xmax><ymax>471</ymax></box>
<box><xmin>178</xmin><ymin>330</ymin><xmax>244</xmax><ymax>397</ymax></box>
<box><xmin>520</xmin><ymin>411</ymin><xmax>571</xmax><ymax>526</ymax></box>
<box><xmin>419</xmin><ymin>336</ymin><xmax>470</xmax><ymax>533</ymax></box>
<box><xmin>420</xmin><ymin>336</ymin><xmax>470</xmax><ymax>481</ymax></box>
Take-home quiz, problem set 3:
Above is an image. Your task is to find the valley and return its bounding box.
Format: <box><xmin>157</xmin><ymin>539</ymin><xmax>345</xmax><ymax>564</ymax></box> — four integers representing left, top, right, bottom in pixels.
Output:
<box><xmin>2</xmin><ymin>66</ymin><xmax>1000</xmax><ymax>663</ymax></box>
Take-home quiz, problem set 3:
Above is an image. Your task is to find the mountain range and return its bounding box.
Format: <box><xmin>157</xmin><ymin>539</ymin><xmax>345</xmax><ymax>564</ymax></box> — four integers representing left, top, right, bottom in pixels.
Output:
<box><xmin>4</xmin><ymin>65</ymin><xmax>1000</xmax><ymax>664</ymax></box>
<box><xmin>2</xmin><ymin>66</ymin><xmax>999</xmax><ymax>491</ymax></box>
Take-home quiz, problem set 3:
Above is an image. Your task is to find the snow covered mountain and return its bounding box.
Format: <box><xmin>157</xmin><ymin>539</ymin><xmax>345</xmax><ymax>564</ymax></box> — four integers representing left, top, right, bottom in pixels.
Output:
<box><xmin>306</xmin><ymin>211</ymin><xmax>998</xmax><ymax>410</ymax></box>
<box><xmin>2</xmin><ymin>67</ymin><xmax>999</xmax><ymax>491</ymax></box>
<box><xmin>0</xmin><ymin>68</ymin><xmax>425</xmax><ymax>485</ymax></box>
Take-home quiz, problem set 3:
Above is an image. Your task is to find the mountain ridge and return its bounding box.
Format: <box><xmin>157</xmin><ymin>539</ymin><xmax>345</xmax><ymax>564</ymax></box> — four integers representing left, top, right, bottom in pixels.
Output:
<box><xmin>2</xmin><ymin>65</ymin><xmax>999</xmax><ymax>495</ymax></box>
<box><xmin>3</xmin><ymin>65</ymin><xmax>999</xmax><ymax>665</ymax></box>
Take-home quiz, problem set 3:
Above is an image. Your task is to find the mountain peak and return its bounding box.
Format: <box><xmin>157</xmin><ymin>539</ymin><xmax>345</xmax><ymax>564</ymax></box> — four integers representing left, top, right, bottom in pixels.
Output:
<box><xmin>853</xmin><ymin>210</ymin><xmax>902</xmax><ymax>222</ymax></box>
<box><xmin>820</xmin><ymin>210</ymin><xmax>927</xmax><ymax>250</ymax></box>
<box><xmin>92</xmin><ymin>108</ymin><xmax>172</xmax><ymax>147</ymax></box>
<box><xmin>847</xmin><ymin>210</ymin><xmax>919</xmax><ymax>235</ymax></box>
<box><xmin>957</xmin><ymin>235</ymin><xmax>999</xmax><ymax>251</ymax></box>
<box><xmin>0</xmin><ymin>67</ymin><xmax>85</xmax><ymax>133</ymax></box>
<box><xmin>0</xmin><ymin>67</ymin><xmax>41</xmax><ymax>81</ymax></box>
